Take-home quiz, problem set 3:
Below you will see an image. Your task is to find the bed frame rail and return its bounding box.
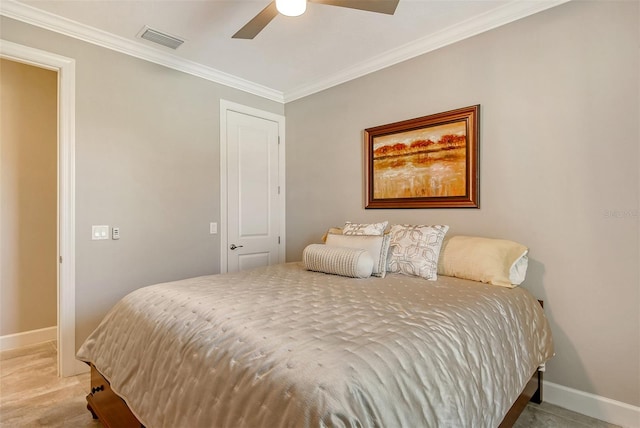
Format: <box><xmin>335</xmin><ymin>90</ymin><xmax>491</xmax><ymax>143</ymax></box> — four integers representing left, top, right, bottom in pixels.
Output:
<box><xmin>86</xmin><ymin>363</ymin><xmax>143</xmax><ymax>428</ymax></box>
<box><xmin>499</xmin><ymin>369</ymin><xmax>543</xmax><ymax>427</ymax></box>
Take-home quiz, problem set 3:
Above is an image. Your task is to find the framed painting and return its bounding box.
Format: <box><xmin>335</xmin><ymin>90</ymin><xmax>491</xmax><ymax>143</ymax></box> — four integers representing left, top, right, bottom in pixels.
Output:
<box><xmin>364</xmin><ymin>105</ymin><xmax>479</xmax><ymax>209</ymax></box>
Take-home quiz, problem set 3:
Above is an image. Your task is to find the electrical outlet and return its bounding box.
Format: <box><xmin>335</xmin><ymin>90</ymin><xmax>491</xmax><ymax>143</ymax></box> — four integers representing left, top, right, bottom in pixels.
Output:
<box><xmin>112</xmin><ymin>227</ymin><xmax>120</xmax><ymax>240</ymax></box>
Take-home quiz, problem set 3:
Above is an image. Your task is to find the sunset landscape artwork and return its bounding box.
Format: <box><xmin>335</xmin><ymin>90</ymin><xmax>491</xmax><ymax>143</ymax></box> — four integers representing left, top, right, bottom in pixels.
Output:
<box><xmin>364</xmin><ymin>105</ymin><xmax>479</xmax><ymax>209</ymax></box>
<box><xmin>372</xmin><ymin>121</ymin><xmax>467</xmax><ymax>199</ymax></box>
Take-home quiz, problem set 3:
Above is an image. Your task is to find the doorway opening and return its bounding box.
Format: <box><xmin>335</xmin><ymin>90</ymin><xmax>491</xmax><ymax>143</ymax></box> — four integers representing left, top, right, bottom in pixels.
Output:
<box><xmin>0</xmin><ymin>40</ymin><xmax>78</xmax><ymax>376</ymax></box>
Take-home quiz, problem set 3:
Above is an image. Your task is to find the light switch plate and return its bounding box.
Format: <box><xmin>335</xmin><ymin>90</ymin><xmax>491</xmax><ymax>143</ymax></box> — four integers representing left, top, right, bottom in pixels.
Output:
<box><xmin>210</xmin><ymin>222</ymin><xmax>217</xmax><ymax>234</ymax></box>
<box><xmin>92</xmin><ymin>225</ymin><xmax>109</xmax><ymax>240</ymax></box>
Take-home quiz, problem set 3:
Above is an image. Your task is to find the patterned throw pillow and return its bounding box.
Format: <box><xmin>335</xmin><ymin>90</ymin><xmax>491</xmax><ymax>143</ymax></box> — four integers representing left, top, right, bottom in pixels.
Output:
<box><xmin>388</xmin><ymin>224</ymin><xmax>450</xmax><ymax>280</ymax></box>
<box><xmin>342</xmin><ymin>221</ymin><xmax>388</xmax><ymax>236</ymax></box>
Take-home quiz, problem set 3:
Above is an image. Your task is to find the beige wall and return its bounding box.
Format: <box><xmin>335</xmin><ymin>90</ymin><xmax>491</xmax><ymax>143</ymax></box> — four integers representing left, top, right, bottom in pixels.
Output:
<box><xmin>0</xmin><ymin>17</ymin><xmax>284</xmax><ymax>346</ymax></box>
<box><xmin>285</xmin><ymin>1</ymin><xmax>639</xmax><ymax>407</ymax></box>
<box><xmin>0</xmin><ymin>58</ymin><xmax>58</xmax><ymax>335</ymax></box>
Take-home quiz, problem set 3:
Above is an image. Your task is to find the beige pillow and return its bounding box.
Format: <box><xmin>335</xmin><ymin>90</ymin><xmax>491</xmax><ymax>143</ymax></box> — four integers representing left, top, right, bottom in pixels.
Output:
<box><xmin>437</xmin><ymin>235</ymin><xmax>529</xmax><ymax>287</ymax></box>
<box><xmin>303</xmin><ymin>244</ymin><xmax>373</xmax><ymax>278</ymax></box>
<box><xmin>387</xmin><ymin>224</ymin><xmax>449</xmax><ymax>280</ymax></box>
<box><xmin>325</xmin><ymin>233</ymin><xmax>391</xmax><ymax>278</ymax></box>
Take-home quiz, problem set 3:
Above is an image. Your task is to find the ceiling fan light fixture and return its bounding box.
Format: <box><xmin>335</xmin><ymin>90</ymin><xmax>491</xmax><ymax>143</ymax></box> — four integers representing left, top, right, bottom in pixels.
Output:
<box><xmin>276</xmin><ymin>0</ymin><xmax>306</xmax><ymax>17</ymax></box>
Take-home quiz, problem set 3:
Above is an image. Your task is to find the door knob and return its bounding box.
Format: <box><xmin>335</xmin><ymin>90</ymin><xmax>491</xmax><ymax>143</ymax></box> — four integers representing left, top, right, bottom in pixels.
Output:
<box><xmin>230</xmin><ymin>244</ymin><xmax>244</xmax><ymax>250</ymax></box>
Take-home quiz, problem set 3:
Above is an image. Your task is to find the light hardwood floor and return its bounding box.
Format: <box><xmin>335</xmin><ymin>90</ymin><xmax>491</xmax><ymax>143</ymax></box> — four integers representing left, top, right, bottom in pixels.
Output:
<box><xmin>1</xmin><ymin>342</ymin><xmax>99</xmax><ymax>427</ymax></box>
<box><xmin>0</xmin><ymin>341</ymin><xmax>620</xmax><ymax>428</ymax></box>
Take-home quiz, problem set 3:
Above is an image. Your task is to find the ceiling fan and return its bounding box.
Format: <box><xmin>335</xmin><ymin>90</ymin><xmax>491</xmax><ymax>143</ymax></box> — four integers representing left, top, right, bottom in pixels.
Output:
<box><xmin>232</xmin><ymin>0</ymin><xmax>400</xmax><ymax>39</ymax></box>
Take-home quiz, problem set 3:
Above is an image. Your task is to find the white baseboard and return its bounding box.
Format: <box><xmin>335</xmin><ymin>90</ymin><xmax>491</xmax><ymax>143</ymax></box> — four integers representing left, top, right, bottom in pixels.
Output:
<box><xmin>545</xmin><ymin>381</ymin><xmax>640</xmax><ymax>428</ymax></box>
<box><xmin>0</xmin><ymin>326</ymin><xmax>57</xmax><ymax>352</ymax></box>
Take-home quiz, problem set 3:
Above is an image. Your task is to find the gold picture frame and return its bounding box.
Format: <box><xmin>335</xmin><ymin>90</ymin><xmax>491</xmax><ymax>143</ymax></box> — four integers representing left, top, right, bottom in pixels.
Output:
<box><xmin>365</xmin><ymin>105</ymin><xmax>479</xmax><ymax>209</ymax></box>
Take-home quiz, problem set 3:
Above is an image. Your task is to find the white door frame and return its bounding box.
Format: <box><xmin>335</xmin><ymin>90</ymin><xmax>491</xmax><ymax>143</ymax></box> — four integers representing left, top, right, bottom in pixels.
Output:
<box><xmin>219</xmin><ymin>100</ymin><xmax>286</xmax><ymax>273</ymax></box>
<box><xmin>0</xmin><ymin>40</ymin><xmax>79</xmax><ymax>376</ymax></box>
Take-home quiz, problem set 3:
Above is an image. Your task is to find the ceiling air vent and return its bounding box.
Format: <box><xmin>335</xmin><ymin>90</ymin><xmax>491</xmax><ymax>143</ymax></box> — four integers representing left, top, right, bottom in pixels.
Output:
<box><xmin>138</xmin><ymin>26</ymin><xmax>184</xmax><ymax>50</ymax></box>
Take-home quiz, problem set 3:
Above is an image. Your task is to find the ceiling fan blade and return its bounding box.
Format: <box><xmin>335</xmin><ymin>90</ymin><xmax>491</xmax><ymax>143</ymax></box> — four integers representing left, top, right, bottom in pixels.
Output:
<box><xmin>232</xmin><ymin>1</ymin><xmax>279</xmax><ymax>39</ymax></box>
<box><xmin>309</xmin><ymin>0</ymin><xmax>399</xmax><ymax>15</ymax></box>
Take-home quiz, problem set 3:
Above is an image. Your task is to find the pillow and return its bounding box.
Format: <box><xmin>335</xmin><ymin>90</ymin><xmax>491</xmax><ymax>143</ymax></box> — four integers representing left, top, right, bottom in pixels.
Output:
<box><xmin>325</xmin><ymin>233</ymin><xmax>391</xmax><ymax>278</ymax></box>
<box><xmin>437</xmin><ymin>236</ymin><xmax>529</xmax><ymax>287</ymax></box>
<box><xmin>342</xmin><ymin>221</ymin><xmax>388</xmax><ymax>236</ymax></box>
<box><xmin>303</xmin><ymin>244</ymin><xmax>373</xmax><ymax>278</ymax></box>
<box><xmin>321</xmin><ymin>227</ymin><xmax>343</xmax><ymax>243</ymax></box>
<box><xmin>387</xmin><ymin>224</ymin><xmax>450</xmax><ymax>280</ymax></box>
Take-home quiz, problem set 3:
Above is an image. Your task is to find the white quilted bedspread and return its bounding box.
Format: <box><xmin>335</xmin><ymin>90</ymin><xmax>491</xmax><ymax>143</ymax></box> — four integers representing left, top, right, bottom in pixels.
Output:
<box><xmin>77</xmin><ymin>262</ymin><xmax>553</xmax><ymax>428</ymax></box>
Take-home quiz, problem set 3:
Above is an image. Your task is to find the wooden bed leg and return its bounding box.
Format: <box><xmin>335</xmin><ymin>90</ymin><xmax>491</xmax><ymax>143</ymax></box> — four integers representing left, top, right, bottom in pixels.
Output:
<box><xmin>531</xmin><ymin>300</ymin><xmax>545</xmax><ymax>405</ymax></box>
<box><xmin>531</xmin><ymin>369</ymin><xmax>543</xmax><ymax>404</ymax></box>
<box><xmin>87</xmin><ymin>400</ymin><xmax>98</xmax><ymax>419</ymax></box>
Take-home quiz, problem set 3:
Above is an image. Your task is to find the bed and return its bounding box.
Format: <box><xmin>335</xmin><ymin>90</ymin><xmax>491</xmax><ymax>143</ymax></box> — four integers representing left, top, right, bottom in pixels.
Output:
<box><xmin>77</xmin><ymin>256</ymin><xmax>554</xmax><ymax>427</ymax></box>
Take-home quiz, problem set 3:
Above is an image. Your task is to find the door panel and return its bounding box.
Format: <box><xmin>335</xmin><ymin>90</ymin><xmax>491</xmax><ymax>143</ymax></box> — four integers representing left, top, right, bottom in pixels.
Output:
<box><xmin>238</xmin><ymin>252</ymin><xmax>271</xmax><ymax>271</ymax></box>
<box><xmin>238</xmin><ymin>125</ymin><xmax>270</xmax><ymax>237</ymax></box>
<box><xmin>226</xmin><ymin>110</ymin><xmax>280</xmax><ymax>272</ymax></box>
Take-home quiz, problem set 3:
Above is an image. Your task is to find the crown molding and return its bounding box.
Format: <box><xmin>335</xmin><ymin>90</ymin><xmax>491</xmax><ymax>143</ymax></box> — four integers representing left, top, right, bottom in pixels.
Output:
<box><xmin>1</xmin><ymin>0</ymin><xmax>570</xmax><ymax>104</ymax></box>
<box><xmin>0</xmin><ymin>0</ymin><xmax>285</xmax><ymax>103</ymax></box>
<box><xmin>283</xmin><ymin>0</ymin><xmax>571</xmax><ymax>103</ymax></box>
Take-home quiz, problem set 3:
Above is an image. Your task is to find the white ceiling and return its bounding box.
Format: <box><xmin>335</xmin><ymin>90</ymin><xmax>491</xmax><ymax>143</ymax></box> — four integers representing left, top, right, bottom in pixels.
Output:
<box><xmin>3</xmin><ymin>0</ymin><xmax>568</xmax><ymax>102</ymax></box>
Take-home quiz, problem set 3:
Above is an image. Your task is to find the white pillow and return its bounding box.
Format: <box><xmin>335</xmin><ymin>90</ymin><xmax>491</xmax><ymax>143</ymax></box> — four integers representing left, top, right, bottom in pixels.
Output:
<box><xmin>387</xmin><ymin>224</ymin><xmax>450</xmax><ymax>280</ymax></box>
<box><xmin>342</xmin><ymin>221</ymin><xmax>388</xmax><ymax>236</ymax></box>
<box><xmin>325</xmin><ymin>233</ymin><xmax>391</xmax><ymax>278</ymax></box>
<box><xmin>321</xmin><ymin>227</ymin><xmax>343</xmax><ymax>243</ymax></box>
<box><xmin>303</xmin><ymin>244</ymin><xmax>373</xmax><ymax>278</ymax></box>
<box><xmin>437</xmin><ymin>235</ymin><xmax>529</xmax><ymax>287</ymax></box>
